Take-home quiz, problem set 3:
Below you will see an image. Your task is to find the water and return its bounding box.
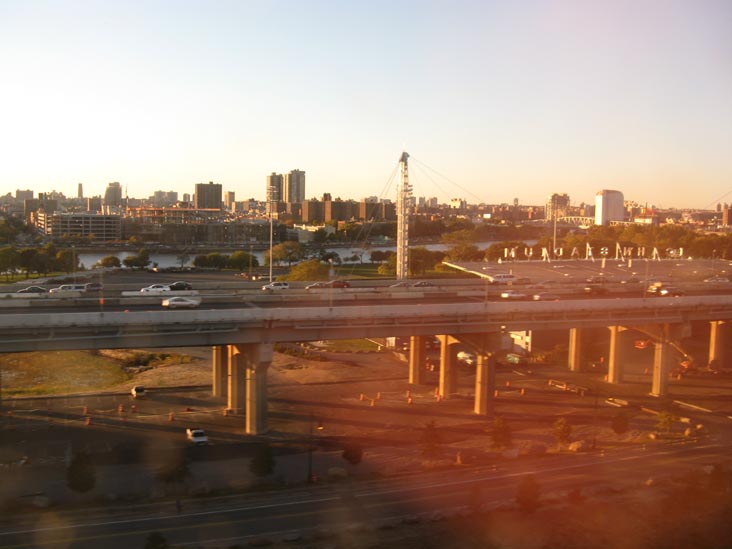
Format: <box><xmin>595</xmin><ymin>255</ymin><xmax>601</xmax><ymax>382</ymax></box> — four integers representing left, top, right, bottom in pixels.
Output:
<box><xmin>78</xmin><ymin>241</ymin><xmax>528</xmax><ymax>270</ymax></box>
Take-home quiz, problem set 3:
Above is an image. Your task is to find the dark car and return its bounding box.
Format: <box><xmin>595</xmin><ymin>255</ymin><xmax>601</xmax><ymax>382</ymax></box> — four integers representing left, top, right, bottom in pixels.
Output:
<box><xmin>17</xmin><ymin>286</ymin><xmax>47</xmax><ymax>294</ymax></box>
<box><xmin>168</xmin><ymin>281</ymin><xmax>193</xmax><ymax>291</ymax></box>
<box><xmin>412</xmin><ymin>281</ymin><xmax>434</xmax><ymax>288</ymax></box>
<box><xmin>306</xmin><ymin>280</ymin><xmax>350</xmax><ymax>290</ymax></box>
<box><xmin>584</xmin><ymin>285</ymin><xmax>609</xmax><ymax>296</ymax></box>
<box><xmin>84</xmin><ymin>282</ymin><xmax>104</xmax><ymax>292</ymax></box>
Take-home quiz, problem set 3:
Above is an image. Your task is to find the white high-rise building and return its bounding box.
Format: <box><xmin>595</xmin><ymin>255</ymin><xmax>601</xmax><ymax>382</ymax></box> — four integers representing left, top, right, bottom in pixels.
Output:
<box><xmin>594</xmin><ymin>190</ymin><xmax>624</xmax><ymax>225</ymax></box>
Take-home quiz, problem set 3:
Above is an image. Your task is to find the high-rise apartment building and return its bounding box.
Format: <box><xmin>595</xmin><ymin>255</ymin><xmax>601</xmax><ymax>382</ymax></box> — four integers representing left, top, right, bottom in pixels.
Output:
<box><xmin>594</xmin><ymin>190</ymin><xmax>625</xmax><ymax>225</ymax></box>
<box><xmin>194</xmin><ymin>182</ymin><xmax>222</xmax><ymax>209</ymax></box>
<box><xmin>266</xmin><ymin>173</ymin><xmax>283</xmax><ymax>215</ymax></box>
<box><xmin>224</xmin><ymin>191</ymin><xmax>236</xmax><ymax>211</ymax></box>
<box><xmin>15</xmin><ymin>189</ymin><xmax>33</xmax><ymax>202</ymax></box>
<box><xmin>283</xmin><ymin>169</ymin><xmax>306</xmax><ymax>203</ymax></box>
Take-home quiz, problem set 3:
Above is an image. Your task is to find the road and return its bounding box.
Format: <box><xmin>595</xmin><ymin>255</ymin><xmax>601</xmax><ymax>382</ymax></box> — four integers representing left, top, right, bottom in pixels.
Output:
<box><xmin>0</xmin><ymin>439</ymin><xmax>728</xmax><ymax>547</ymax></box>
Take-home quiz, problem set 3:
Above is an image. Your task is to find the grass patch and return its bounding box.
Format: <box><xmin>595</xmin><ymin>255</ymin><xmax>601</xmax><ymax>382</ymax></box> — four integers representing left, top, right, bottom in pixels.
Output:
<box><xmin>321</xmin><ymin>339</ymin><xmax>382</xmax><ymax>352</ymax></box>
<box><xmin>0</xmin><ymin>351</ymin><xmax>131</xmax><ymax>396</ymax></box>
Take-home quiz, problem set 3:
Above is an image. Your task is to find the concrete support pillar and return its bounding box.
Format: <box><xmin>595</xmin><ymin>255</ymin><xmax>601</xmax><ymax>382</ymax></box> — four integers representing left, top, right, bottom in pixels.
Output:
<box><xmin>568</xmin><ymin>328</ymin><xmax>583</xmax><ymax>372</ymax></box>
<box><xmin>438</xmin><ymin>334</ymin><xmax>457</xmax><ymax>398</ymax></box>
<box><xmin>245</xmin><ymin>344</ymin><xmax>272</xmax><ymax>435</ymax></box>
<box><xmin>212</xmin><ymin>345</ymin><xmax>228</xmax><ymax>397</ymax></box>
<box><xmin>227</xmin><ymin>345</ymin><xmax>244</xmax><ymax>414</ymax></box>
<box><xmin>408</xmin><ymin>335</ymin><xmax>426</xmax><ymax>385</ymax></box>
<box><xmin>709</xmin><ymin>321</ymin><xmax>727</xmax><ymax>368</ymax></box>
<box><xmin>651</xmin><ymin>336</ymin><xmax>669</xmax><ymax>397</ymax></box>
<box><xmin>474</xmin><ymin>354</ymin><xmax>496</xmax><ymax>416</ymax></box>
<box><xmin>606</xmin><ymin>326</ymin><xmax>623</xmax><ymax>384</ymax></box>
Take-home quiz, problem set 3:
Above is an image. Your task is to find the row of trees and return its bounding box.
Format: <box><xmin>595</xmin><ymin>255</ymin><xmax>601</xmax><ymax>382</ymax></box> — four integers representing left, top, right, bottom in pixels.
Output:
<box><xmin>0</xmin><ymin>244</ymin><xmax>78</xmax><ymax>280</ymax></box>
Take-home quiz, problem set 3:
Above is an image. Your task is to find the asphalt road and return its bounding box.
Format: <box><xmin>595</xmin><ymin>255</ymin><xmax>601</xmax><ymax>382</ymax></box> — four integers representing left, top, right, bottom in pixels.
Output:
<box><xmin>0</xmin><ymin>439</ymin><xmax>728</xmax><ymax>548</ymax></box>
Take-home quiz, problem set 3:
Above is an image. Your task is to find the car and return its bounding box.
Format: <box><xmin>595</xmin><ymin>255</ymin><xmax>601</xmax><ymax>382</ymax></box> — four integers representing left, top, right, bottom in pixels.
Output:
<box><xmin>16</xmin><ymin>286</ymin><xmax>47</xmax><ymax>293</ymax></box>
<box><xmin>500</xmin><ymin>290</ymin><xmax>527</xmax><ymax>300</ymax></box>
<box><xmin>389</xmin><ymin>281</ymin><xmax>411</xmax><ymax>288</ymax></box>
<box><xmin>412</xmin><ymin>281</ymin><xmax>434</xmax><ymax>288</ymax></box>
<box><xmin>532</xmin><ymin>292</ymin><xmax>560</xmax><ymax>301</ymax></box>
<box><xmin>167</xmin><ymin>281</ymin><xmax>193</xmax><ymax>291</ymax></box>
<box><xmin>84</xmin><ymin>282</ymin><xmax>104</xmax><ymax>292</ymax></box>
<box><xmin>457</xmin><ymin>351</ymin><xmax>476</xmax><ymax>366</ymax></box>
<box><xmin>186</xmin><ymin>428</ymin><xmax>208</xmax><ymax>446</ymax></box>
<box><xmin>306</xmin><ymin>280</ymin><xmax>351</xmax><ymax>290</ymax></box>
<box><xmin>140</xmin><ymin>284</ymin><xmax>171</xmax><ymax>293</ymax></box>
<box><xmin>704</xmin><ymin>277</ymin><xmax>730</xmax><ymax>283</ymax></box>
<box><xmin>131</xmin><ymin>386</ymin><xmax>146</xmax><ymax>398</ymax></box>
<box><xmin>262</xmin><ymin>281</ymin><xmax>289</xmax><ymax>292</ymax></box>
<box><xmin>657</xmin><ymin>286</ymin><xmax>685</xmax><ymax>297</ymax></box>
<box><xmin>162</xmin><ymin>296</ymin><xmax>200</xmax><ymax>309</ymax></box>
<box><xmin>586</xmin><ymin>275</ymin><xmax>610</xmax><ymax>284</ymax></box>
<box><xmin>620</xmin><ymin>277</ymin><xmax>641</xmax><ymax>285</ymax></box>
<box><xmin>49</xmin><ymin>284</ymin><xmax>88</xmax><ymax>293</ymax></box>
<box><xmin>584</xmin><ymin>285</ymin><xmax>609</xmax><ymax>295</ymax></box>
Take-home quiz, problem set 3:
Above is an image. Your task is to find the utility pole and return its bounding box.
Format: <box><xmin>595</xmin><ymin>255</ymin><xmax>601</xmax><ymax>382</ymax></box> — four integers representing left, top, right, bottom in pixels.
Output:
<box><xmin>396</xmin><ymin>152</ymin><xmax>412</xmax><ymax>280</ymax></box>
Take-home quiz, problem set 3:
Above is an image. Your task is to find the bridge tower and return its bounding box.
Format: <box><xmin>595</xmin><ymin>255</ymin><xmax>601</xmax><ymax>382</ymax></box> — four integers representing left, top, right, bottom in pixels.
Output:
<box><xmin>396</xmin><ymin>152</ymin><xmax>412</xmax><ymax>280</ymax></box>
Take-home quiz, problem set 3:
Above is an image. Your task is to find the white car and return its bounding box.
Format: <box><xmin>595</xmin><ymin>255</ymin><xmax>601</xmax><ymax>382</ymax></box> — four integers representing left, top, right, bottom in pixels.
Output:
<box><xmin>162</xmin><ymin>296</ymin><xmax>200</xmax><ymax>309</ymax></box>
<box><xmin>186</xmin><ymin>428</ymin><xmax>208</xmax><ymax>446</ymax></box>
<box><xmin>140</xmin><ymin>284</ymin><xmax>171</xmax><ymax>293</ymax></box>
<box><xmin>262</xmin><ymin>282</ymin><xmax>289</xmax><ymax>292</ymax></box>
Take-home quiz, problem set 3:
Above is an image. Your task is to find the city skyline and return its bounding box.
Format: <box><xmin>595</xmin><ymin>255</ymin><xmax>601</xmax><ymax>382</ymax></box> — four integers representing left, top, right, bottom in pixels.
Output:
<box><xmin>1</xmin><ymin>1</ymin><xmax>730</xmax><ymax>209</ymax></box>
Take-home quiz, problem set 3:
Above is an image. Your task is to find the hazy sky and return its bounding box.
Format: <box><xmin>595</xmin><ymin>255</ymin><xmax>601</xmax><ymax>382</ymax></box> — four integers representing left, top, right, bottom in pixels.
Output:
<box><xmin>1</xmin><ymin>0</ymin><xmax>730</xmax><ymax>209</ymax></box>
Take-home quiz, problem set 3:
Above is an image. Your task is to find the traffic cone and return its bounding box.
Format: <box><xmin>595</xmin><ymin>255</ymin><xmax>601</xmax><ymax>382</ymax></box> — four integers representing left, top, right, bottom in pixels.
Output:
<box><xmin>359</xmin><ymin>393</ymin><xmax>365</xmax><ymax>401</ymax></box>
<box><xmin>520</xmin><ymin>388</ymin><xmax>526</xmax><ymax>396</ymax></box>
<box><xmin>407</xmin><ymin>396</ymin><xmax>413</xmax><ymax>405</ymax></box>
<box><xmin>168</xmin><ymin>411</ymin><xmax>175</xmax><ymax>421</ymax></box>
<box><xmin>376</xmin><ymin>392</ymin><xmax>381</xmax><ymax>400</ymax></box>
<box><xmin>505</xmin><ymin>380</ymin><xmax>511</xmax><ymax>387</ymax></box>
<box><xmin>85</xmin><ymin>417</ymin><xmax>91</xmax><ymax>426</ymax></box>
<box><xmin>494</xmin><ymin>390</ymin><xmax>499</xmax><ymax>397</ymax></box>
<box><xmin>370</xmin><ymin>399</ymin><xmax>375</xmax><ymax>407</ymax></box>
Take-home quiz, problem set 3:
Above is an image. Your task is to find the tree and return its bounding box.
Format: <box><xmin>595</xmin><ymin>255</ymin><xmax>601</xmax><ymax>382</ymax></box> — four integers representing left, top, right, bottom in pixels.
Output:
<box><xmin>611</xmin><ymin>411</ymin><xmax>629</xmax><ymax>435</ymax></box>
<box><xmin>553</xmin><ymin>417</ymin><xmax>572</xmax><ymax>445</ymax></box>
<box><xmin>204</xmin><ymin>252</ymin><xmax>229</xmax><ymax>270</ymax></box>
<box><xmin>369</xmin><ymin>250</ymin><xmax>389</xmax><ymax>264</ymax></box>
<box><xmin>249</xmin><ymin>442</ymin><xmax>275</xmax><ymax>477</ymax></box>
<box><xmin>420</xmin><ymin>420</ymin><xmax>442</xmax><ymax>458</ymax></box>
<box><xmin>228</xmin><ymin>250</ymin><xmax>259</xmax><ymax>271</ymax></box>
<box><xmin>283</xmin><ymin>259</ymin><xmax>329</xmax><ymax>281</ymax></box>
<box><xmin>55</xmin><ymin>249</ymin><xmax>76</xmax><ymax>273</ymax></box>
<box><xmin>516</xmin><ymin>474</ymin><xmax>540</xmax><ymax>513</ymax></box>
<box><xmin>342</xmin><ymin>442</ymin><xmax>363</xmax><ymax>466</ymax></box>
<box><xmin>269</xmin><ymin>241</ymin><xmax>305</xmax><ymax>266</ymax></box>
<box><xmin>66</xmin><ymin>451</ymin><xmax>96</xmax><ymax>493</ymax></box>
<box><xmin>491</xmin><ymin>415</ymin><xmax>512</xmax><ymax>449</ymax></box>
<box><xmin>0</xmin><ymin>246</ymin><xmax>20</xmax><ymax>281</ymax></box>
<box><xmin>97</xmin><ymin>255</ymin><xmax>121</xmax><ymax>269</ymax></box>
<box><xmin>176</xmin><ymin>252</ymin><xmax>190</xmax><ymax>269</ymax></box>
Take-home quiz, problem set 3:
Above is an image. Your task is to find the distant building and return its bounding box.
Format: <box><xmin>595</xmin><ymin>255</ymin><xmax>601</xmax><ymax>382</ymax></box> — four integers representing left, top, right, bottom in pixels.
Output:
<box><xmin>104</xmin><ymin>182</ymin><xmax>123</xmax><ymax>208</ymax></box>
<box><xmin>545</xmin><ymin>193</ymin><xmax>570</xmax><ymax>221</ymax></box>
<box><xmin>224</xmin><ymin>191</ymin><xmax>236</xmax><ymax>211</ymax></box>
<box><xmin>34</xmin><ymin>212</ymin><xmax>122</xmax><ymax>241</ymax></box>
<box><xmin>266</xmin><ymin>173</ymin><xmax>283</xmax><ymax>215</ymax></box>
<box><xmin>15</xmin><ymin>189</ymin><xmax>33</xmax><ymax>202</ymax></box>
<box><xmin>283</xmin><ymin>169</ymin><xmax>305</xmax><ymax>203</ymax></box>
<box><xmin>594</xmin><ymin>190</ymin><xmax>625</xmax><ymax>225</ymax></box>
<box><xmin>151</xmin><ymin>191</ymin><xmax>178</xmax><ymax>207</ymax></box>
<box><xmin>194</xmin><ymin>182</ymin><xmax>222</xmax><ymax>210</ymax></box>
<box><xmin>77</xmin><ymin>183</ymin><xmax>83</xmax><ymax>199</ymax></box>
<box><xmin>86</xmin><ymin>197</ymin><xmax>102</xmax><ymax>212</ymax></box>
<box><xmin>722</xmin><ymin>207</ymin><xmax>732</xmax><ymax>226</ymax></box>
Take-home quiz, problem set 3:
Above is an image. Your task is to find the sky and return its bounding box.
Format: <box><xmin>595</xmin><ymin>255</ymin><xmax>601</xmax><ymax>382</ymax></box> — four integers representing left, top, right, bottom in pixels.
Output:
<box><xmin>0</xmin><ymin>0</ymin><xmax>730</xmax><ymax>209</ymax></box>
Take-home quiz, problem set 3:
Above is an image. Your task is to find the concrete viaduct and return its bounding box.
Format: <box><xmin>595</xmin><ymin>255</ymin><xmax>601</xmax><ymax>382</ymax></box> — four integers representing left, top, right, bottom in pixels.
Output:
<box><xmin>0</xmin><ymin>296</ymin><xmax>730</xmax><ymax>434</ymax></box>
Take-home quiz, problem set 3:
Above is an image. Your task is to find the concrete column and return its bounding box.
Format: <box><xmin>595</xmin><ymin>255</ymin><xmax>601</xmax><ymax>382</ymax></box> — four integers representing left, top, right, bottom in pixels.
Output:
<box><xmin>568</xmin><ymin>328</ymin><xmax>583</xmax><ymax>372</ymax></box>
<box><xmin>709</xmin><ymin>321</ymin><xmax>727</xmax><ymax>368</ymax></box>
<box><xmin>245</xmin><ymin>344</ymin><xmax>272</xmax><ymax>434</ymax></box>
<box><xmin>408</xmin><ymin>335</ymin><xmax>426</xmax><ymax>385</ymax></box>
<box><xmin>606</xmin><ymin>326</ymin><xmax>623</xmax><ymax>384</ymax></box>
<box><xmin>651</xmin><ymin>335</ymin><xmax>669</xmax><ymax>397</ymax></box>
<box><xmin>438</xmin><ymin>334</ymin><xmax>456</xmax><ymax>398</ymax></box>
<box><xmin>212</xmin><ymin>345</ymin><xmax>228</xmax><ymax>397</ymax></box>
<box><xmin>474</xmin><ymin>354</ymin><xmax>496</xmax><ymax>416</ymax></box>
<box><xmin>227</xmin><ymin>345</ymin><xmax>244</xmax><ymax>414</ymax></box>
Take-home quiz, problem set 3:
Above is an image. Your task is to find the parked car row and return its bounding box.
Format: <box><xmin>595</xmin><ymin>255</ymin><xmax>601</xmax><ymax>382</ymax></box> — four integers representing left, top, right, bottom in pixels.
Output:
<box><xmin>18</xmin><ymin>282</ymin><xmax>104</xmax><ymax>294</ymax></box>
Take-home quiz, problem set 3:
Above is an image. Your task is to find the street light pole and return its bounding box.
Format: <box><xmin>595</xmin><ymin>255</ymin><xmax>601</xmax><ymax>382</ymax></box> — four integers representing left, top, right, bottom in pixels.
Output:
<box><xmin>306</xmin><ymin>414</ymin><xmax>323</xmax><ymax>483</ymax></box>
